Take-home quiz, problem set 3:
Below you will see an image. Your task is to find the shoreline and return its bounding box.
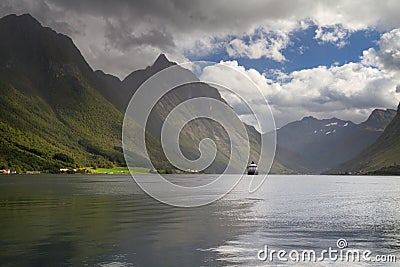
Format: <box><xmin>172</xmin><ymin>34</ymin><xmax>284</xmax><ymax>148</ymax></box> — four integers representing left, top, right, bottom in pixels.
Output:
<box><xmin>3</xmin><ymin>172</ymin><xmax>400</xmax><ymax>177</ymax></box>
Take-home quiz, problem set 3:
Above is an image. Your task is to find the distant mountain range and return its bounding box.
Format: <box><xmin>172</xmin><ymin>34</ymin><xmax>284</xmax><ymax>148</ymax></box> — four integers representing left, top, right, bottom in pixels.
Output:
<box><xmin>272</xmin><ymin>109</ymin><xmax>396</xmax><ymax>173</ymax></box>
<box><xmin>0</xmin><ymin>13</ymin><xmax>398</xmax><ymax>175</ymax></box>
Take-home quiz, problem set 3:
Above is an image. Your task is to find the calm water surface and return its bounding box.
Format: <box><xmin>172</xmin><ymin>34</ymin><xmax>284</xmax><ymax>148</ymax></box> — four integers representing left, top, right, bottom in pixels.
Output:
<box><xmin>1</xmin><ymin>174</ymin><xmax>400</xmax><ymax>266</ymax></box>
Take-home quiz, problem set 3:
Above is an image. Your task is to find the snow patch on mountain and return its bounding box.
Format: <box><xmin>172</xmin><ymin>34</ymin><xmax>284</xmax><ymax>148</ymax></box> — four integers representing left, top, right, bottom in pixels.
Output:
<box><xmin>325</xmin><ymin>122</ymin><xmax>338</xmax><ymax>127</ymax></box>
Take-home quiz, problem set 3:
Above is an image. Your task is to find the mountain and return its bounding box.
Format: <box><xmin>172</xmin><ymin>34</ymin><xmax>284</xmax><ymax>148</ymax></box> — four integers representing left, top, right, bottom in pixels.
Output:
<box><xmin>329</xmin><ymin>104</ymin><xmax>400</xmax><ymax>174</ymax></box>
<box><xmin>94</xmin><ymin>54</ymin><xmax>178</xmax><ymax>112</ymax></box>
<box><xmin>95</xmin><ymin>53</ymin><xmax>292</xmax><ymax>173</ymax></box>
<box><xmin>0</xmin><ymin>14</ymin><xmax>150</xmax><ymax>171</ymax></box>
<box><xmin>271</xmin><ymin>109</ymin><xmax>396</xmax><ymax>173</ymax></box>
<box><xmin>0</xmin><ymin>13</ymin><xmax>291</xmax><ymax>174</ymax></box>
<box><xmin>360</xmin><ymin>108</ymin><xmax>397</xmax><ymax>131</ymax></box>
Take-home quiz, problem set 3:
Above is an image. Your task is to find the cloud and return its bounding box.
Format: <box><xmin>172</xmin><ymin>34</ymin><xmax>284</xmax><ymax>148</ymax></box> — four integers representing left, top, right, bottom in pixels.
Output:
<box><xmin>226</xmin><ymin>31</ymin><xmax>289</xmax><ymax>62</ymax></box>
<box><xmin>198</xmin><ymin>26</ymin><xmax>400</xmax><ymax>130</ymax></box>
<box><xmin>314</xmin><ymin>25</ymin><xmax>350</xmax><ymax>48</ymax></box>
<box><xmin>200</xmin><ymin>56</ymin><xmax>400</xmax><ymax>131</ymax></box>
<box><xmin>2</xmin><ymin>0</ymin><xmax>400</xmax><ymax>78</ymax></box>
<box><xmin>362</xmin><ymin>28</ymin><xmax>400</xmax><ymax>71</ymax></box>
<box><xmin>104</xmin><ymin>18</ymin><xmax>175</xmax><ymax>52</ymax></box>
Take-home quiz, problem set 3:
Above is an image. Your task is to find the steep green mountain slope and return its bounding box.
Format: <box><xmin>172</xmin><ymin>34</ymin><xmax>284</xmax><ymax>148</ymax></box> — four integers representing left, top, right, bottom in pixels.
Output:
<box><xmin>0</xmin><ymin>14</ymin><xmax>131</xmax><ymax>171</ymax></box>
<box><xmin>329</xmin><ymin>104</ymin><xmax>400</xmax><ymax>174</ymax></box>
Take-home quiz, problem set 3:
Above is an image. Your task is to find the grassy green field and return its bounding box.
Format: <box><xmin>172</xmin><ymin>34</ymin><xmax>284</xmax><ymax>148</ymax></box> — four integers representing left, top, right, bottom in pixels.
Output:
<box><xmin>87</xmin><ymin>167</ymin><xmax>149</xmax><ymax>174</ymax></box>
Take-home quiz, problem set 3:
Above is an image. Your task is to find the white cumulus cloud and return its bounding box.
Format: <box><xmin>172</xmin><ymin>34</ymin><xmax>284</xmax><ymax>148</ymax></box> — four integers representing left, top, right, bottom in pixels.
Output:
<box><xmin>362</xmin><ymin>28</ymin><xmax>400</xmax><ymax>71</ymax></box>
<box><xmin>200</xmin><ymin>31</ymin><xmax>400</xmax><ymax>131</ymax></box>
<box><xmin>314</xmin><ymin>25</ymin><xmax>350</xmax><ymax>48</ymax></box>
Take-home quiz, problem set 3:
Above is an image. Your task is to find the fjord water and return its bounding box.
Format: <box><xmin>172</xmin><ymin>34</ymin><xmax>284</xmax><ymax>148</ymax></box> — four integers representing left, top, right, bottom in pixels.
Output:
<box><xmin>1</xmin><ymin>175</ymin><xmax>400</xmax><ymax>266</ymax></box>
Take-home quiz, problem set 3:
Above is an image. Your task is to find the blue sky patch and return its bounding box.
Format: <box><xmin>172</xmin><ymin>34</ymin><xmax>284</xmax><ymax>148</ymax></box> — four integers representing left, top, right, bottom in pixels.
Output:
<box><xmin>186</xmin><ymin>26</ymin><xmax>381</xmax><ymax>81</ymax></box>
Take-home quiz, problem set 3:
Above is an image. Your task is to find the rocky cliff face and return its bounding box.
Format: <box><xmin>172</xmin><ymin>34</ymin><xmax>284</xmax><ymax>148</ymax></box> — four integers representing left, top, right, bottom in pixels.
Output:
<box><xmin>361</xmin><ymin>109</ymin><xmax>397</xmax><ymax>131</ymax></box>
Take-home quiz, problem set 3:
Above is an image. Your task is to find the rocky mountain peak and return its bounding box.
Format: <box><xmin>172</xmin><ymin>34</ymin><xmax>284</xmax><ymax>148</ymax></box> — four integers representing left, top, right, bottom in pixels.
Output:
<box><xmin>0</xmin><ymin>13</ymin><xmax>40</xmax><ymax>27</ymax></box>
<box><xmin>301</xmin><ymin>116</ymin><xmax>316</xmax><ymax>121</ymax></box>
<box><xmin>152</xmin><ymin>53</ymin><xmax>175</xmax><ymax>70</ymax></box>
<box><xmin>362</xmin><ymin>108</ymin><xmax>396</xmax><ymax>131</ymax></box>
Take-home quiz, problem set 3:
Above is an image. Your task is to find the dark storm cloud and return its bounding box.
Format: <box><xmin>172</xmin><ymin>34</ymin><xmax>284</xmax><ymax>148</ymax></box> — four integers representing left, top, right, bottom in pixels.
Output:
<box><xmin>47</xmin><ymin>0</ymin><xmax>304</xmax><ymax>31</ymax></box>
<box><xmin>104</xmin><ymin>19</ymin><xmax>175</xmax><ymax>52</ymax></box>
<box><xmin>0</xmin><ymin>0</ymin><xmax>79</xmax><ymax>35</ymax></box>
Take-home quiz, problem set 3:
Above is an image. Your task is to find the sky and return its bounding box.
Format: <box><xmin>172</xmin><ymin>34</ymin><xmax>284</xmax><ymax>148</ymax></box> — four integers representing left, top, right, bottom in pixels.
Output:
<box><xmin>1</xmin><ymin>0</ymin><xmax>400</xmax><ymax>130</ymax></box>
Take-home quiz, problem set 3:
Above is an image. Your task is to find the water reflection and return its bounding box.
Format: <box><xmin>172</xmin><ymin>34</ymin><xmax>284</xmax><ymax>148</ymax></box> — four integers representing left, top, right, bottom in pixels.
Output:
<box><xmin>1</xmin><ymin>175</ymin><xmax>400</xmax><ymax>266</ymax></box>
